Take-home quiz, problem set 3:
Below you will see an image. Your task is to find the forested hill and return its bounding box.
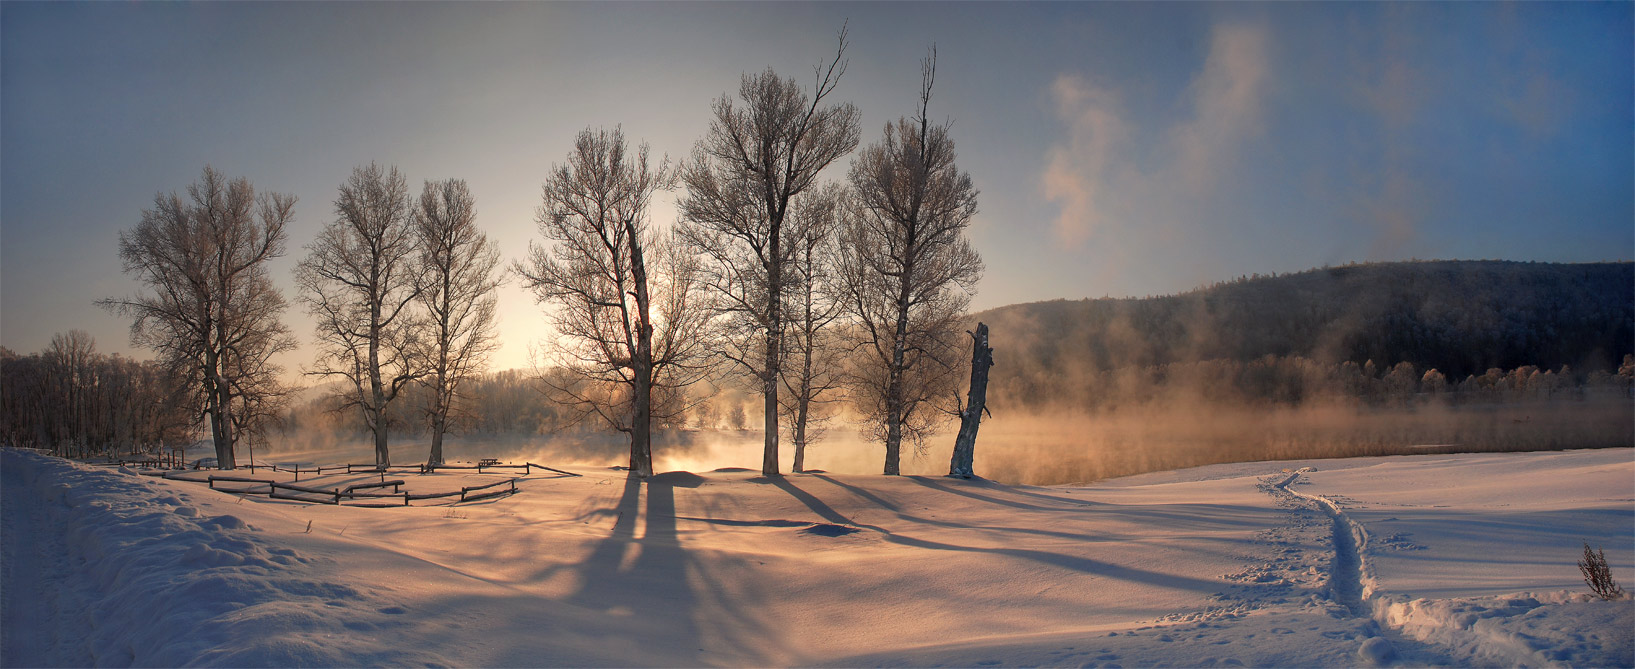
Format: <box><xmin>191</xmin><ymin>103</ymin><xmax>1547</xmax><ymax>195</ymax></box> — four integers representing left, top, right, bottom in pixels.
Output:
<box><xmin>972</xmin><ymin>261</ymin><xmax>1632</xmax><ymax>404</ymax></box>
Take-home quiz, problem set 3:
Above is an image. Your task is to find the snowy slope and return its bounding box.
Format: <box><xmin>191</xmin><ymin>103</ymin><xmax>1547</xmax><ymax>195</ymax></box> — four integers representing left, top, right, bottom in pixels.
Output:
<box><xmin>2</xmin><ymin>448</ymin><xmax>1630</xmax><ymax>667</ymax></box>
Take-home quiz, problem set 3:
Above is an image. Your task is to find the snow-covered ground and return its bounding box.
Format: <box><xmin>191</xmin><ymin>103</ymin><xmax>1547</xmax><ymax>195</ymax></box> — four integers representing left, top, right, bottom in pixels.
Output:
<box><xmin>2</xmin><ymin>447</ymin><xmax>1630</xmax><ymax>667</ymax></box>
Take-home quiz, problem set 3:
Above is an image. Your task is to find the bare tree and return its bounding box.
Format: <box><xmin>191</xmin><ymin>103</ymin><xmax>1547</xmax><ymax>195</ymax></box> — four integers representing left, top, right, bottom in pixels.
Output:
<box><xmin>100</xmin><ymin>166</ymin><xmax>296</xmax><ymax>469</ymax></box>
<box><xmin>678</xmin><ymin>26</ymin><xmax>860</xmax><ymax>476</ymax></box>
<box><xmin>515</xmin><ymin>126</ymin><xmax>711</xmax><ymax>478</ymax></box>
<box><xmin>780</xmin><ymin>184</ymin><xmax>848</xmax><ymax>472</ymax></box>
<box><xmin>948</xmin><ymin>322</ymin><xmax>994</xmax><ymax>478</ymax></box>
<box><xmin>296</xmin><ymin>163</ymin><xmax>426</xmax><ymax>468</ymax></box>
<box><xmin>46</xmin><ymin>330</ymin><xmax>98</xmax><ymax>455</ymax></box>
<box><xmin>413</xmin><ymin>179</ymin><xmax>501</xmax><ymax>466</ymax></box>
<box><xmin>840</xmin><ymin>48</ymin><xmax>983</xmax><ymax>475</ymax></box>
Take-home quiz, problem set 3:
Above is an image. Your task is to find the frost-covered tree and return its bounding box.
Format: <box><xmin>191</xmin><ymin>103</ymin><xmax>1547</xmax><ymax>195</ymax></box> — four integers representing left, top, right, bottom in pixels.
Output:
<box><xmin>779</xmin><ymin>184</ymin><xmax>848</xmax><ymax>472</ymax></box>
<box><xmin>678</xmin><ymin>26</ymin><xmax>860</xmax><ymax>476</ymax></box>
<box><xmin>101</xmin><ymin>166</ymin><xmax>296</xmax><ymax>469</ymax></box>
<box><xmin>840</xmin><ymin>48</ymin><xmax>983</xmax><ymax>475</ymax></box>
<box><xmin>413</xmin><ymin>179</ymin><xmax>501</xmax><ymax>466</ymax></box>
<box><xmin>516</xmin><ymin>127</ymin><xmax>713</xmax><ymax>478</ymax></box>
<box><xmin>296</xmin><ymin>163</ymin><xmax>426</xmax><ymax>468</ymax></box>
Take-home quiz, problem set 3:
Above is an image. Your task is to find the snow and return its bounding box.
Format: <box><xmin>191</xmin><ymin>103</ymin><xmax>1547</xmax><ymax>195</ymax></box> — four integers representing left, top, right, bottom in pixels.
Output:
<box><xmin>2</xmin><ymin>447</ymin><xmax>1630</xmax><ymax>667</ymax></box>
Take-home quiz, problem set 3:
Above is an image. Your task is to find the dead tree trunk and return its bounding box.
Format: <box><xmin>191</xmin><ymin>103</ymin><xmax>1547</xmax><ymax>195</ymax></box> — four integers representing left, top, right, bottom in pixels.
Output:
<box><xmin>948</xmin><ymin>322</ymin><xmax>993</xmax><ymax>479</ymax></box>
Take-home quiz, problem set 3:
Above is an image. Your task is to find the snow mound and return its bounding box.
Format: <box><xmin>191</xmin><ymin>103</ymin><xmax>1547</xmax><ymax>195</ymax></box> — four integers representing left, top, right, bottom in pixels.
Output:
<box><xmin>0</xmin><ymin>450</ymin><xmax>445</xmax><ymax>667</ymax></box>
<box><xmin>1375</xmin><ymin>591</ymin><xmax>1634</xmax><ymax>667</ymax></box>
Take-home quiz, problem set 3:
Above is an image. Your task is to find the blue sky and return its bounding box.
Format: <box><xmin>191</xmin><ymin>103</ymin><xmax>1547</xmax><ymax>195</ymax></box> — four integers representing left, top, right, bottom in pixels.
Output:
<box><xmin>3</xmin><ymin>1</ymin><xmax>1630</xmax><ymax>373</ymax></box>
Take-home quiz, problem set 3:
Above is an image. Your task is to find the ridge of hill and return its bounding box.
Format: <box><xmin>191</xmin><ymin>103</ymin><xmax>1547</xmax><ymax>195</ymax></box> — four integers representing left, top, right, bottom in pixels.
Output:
<box><xmin>971</xmin><ymin>260</ymin><xmax>1633</xmax><ymax>407</ymax></box>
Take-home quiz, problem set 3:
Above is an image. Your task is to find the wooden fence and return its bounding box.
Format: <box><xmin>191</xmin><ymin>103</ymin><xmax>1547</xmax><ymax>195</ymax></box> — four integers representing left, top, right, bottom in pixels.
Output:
<box><xmin>136</xmin><ymin>460</ymin><xmax>582</xmax><ymax>507</ymax></box>
<box><xmin>201</xmin><ymin>474</ymin><xmax>519</xmax><ymax>506</ymax></box>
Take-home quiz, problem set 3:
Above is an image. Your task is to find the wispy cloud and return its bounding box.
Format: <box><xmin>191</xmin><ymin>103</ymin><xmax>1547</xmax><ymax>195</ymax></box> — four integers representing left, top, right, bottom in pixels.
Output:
<box><xmin>1041</xmin><ymin>75</ymin><xmax>1126</xmax><ymax>246</ymax></box>
<box><xmin>1042</xmin><ymin>21</ymin><xmax>1271</xmax><ymax>248</ymax></box>
<box><xmin>1169</xmin><ymin>23</ymin><xmax>1269</xmax><ymax>193</ymax></box>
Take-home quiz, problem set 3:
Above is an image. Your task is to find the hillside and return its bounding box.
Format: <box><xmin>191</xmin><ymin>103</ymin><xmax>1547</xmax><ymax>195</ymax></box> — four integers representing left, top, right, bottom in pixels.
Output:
<box><xmin>972</xmin><ymin>261</ymin><xmax>1633</xmax><ymax>409</ymax></box>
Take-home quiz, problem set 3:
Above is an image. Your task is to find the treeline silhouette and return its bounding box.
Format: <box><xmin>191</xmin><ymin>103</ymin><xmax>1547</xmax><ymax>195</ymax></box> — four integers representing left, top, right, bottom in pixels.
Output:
<box><xmin>976</xmin><ymin>260</ymin><xmax>1634</xmax><ymax>410</ymax></box>
<box><xmin>0</xmin><ymin>332</ymin><xmax>193</xmax><ymax>456</ymax></box>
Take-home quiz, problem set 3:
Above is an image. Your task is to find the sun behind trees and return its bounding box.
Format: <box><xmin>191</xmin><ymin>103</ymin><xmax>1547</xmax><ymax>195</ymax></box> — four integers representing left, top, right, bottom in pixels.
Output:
<box><xmin>413</xmin><ymin>179</ymin><xmax>501</xmax><ymax>467</ymax></box>
<box><xmin>296</xmin><ymin>166</ymin><xmax>504</xmax><ymax>469</ymax></box>
<box><xmin>515</xmin><ymin>126</ymin><xmax>713</xmax><ymax>479</ymax></box>
<box><xmin>296</xmin><ymin>164</ymin><xmax>426</xmax><ymax>468</ymax></box>
<box><xmin>678</xmin><ymin>26</ymin><xmax>861</xmax><ymax>477</ymax></box>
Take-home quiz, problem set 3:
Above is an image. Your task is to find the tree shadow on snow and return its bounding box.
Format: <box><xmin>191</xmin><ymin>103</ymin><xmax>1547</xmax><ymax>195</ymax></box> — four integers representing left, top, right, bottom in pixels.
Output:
<box><xmin>555</xmin><ymin>472</ymin><xmax>782</xmax><ymax>664</ymax></box>
<box><xmin>771</xmin><ymin>476</ymin><xmax>1225</xmax><ymax>593</ymax></box>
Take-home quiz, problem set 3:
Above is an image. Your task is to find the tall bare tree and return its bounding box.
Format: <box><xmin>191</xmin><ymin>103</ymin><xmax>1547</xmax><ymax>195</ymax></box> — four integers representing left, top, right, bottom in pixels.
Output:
<box><xmin>841</xmin><ymin>48</ymin><xmax>984</xmax><ymax>475</ymax></box>
<box><xmin>101</xmin><ymin>166</ymin><xmax>296</xmax><ymax>469</ymax></box>
<box><xmin>413</xmin><ymin>179</ymin><xmax>501</xmax><ymax>466</ymax></box>
<box><xmin>780</xmin><ymin>184</ymin><xmax>848</xmax><ymax>472</ymax></box>
<box><xmin>516</xmin><ymin>127</ymin><xmax>712</xmax><ymax>478</ymax></box>
<box><xmin>296</xmin><ymin>163</ymin><xmax>426</xmax><ymax>468</ymax></box>
<box><xmin>678</xmin><ymin>27</ymin><xmax>860</xmax><ymax>476</ymax></box>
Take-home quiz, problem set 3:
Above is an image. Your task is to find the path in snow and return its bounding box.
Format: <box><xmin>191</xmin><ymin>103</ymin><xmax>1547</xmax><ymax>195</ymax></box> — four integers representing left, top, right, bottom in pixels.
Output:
<box><xmin>1264</xmin><ymin>468</ymin><xmax>1450</xmax><ymax>665</ymax></box>
<box><xmin>1265</xmin><ymin>456</ymin><xmax>1634</xmax><ymax>668</ymax></box>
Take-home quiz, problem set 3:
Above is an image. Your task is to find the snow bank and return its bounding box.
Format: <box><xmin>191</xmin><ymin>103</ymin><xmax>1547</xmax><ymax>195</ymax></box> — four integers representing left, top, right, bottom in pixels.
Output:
<box><xmin>0</xmin><ymin>449</ymin><xmax>443</xmax><ymax>667</ymax></box>
<box><xmin>1373</xmin><ymin>589</ymin><xmax>1634</xmax><ymax>666</ymax></box>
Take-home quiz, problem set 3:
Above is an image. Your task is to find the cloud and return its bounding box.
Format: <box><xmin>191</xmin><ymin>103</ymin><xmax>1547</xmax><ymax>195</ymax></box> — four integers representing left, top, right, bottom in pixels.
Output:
<box><xmin>1041</xmin><ymin>75</ymin><xmax>1127</xmax><ymax>246</ymax></box>
<box><xmin>1168</xmin><ymin>23</ymin><xmax>1269</xmax><ymax>192</ymax></box>
<box><xmin>1042</xmin><ymin>21</ymin><xmax>1270</xmax><ymax>247</ymax></box>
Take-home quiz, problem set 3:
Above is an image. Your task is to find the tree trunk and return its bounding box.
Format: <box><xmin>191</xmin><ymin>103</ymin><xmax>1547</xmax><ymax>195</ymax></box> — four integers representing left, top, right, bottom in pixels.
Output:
<box><xmin>630</xmin><ymin>228</ymin><xmax>655</xmax><ymax>479</ymax></box>
<box><xmin>883</xmin><ymin>279</ymin><xmax>912</xmax><ymax>476</ymax></box>
<box><xmin>428</xmin><ymin>411</ymin><xmax>445</xmax><ymax>467</ymax></box>
<box><xmin>762</xmin><ymin>241</ymin><xmax>783</xmax><ymax>476</ymax></box>
<box><xmin>369</xmin><ymin>304</ymin><xmax>390</xmax><ymax>468</ymax></box>
<box><xmin>204</xmin><ymin>347</ymin><xmax>236</xmax><ymax>470</ymax></box>
<box><xmin>374</xmin><ymin>419</ymin><xmax>390</xmax><ymax>468</ymax></box>
<box><xmin>883</xmin><ymin>405</ymin><xmax>902</xmax><ymax>475</ymax></box>
<box><xmin>762</xmin><ymin>370</ymin><xmax>779</xmax><ymax>476</ymax></box>
<box><xmin>793</xmin><ymin>394</ymin><xmax>809</xmax><ymax>473</ymax></box>
<box><xmin>213</xmin><ymin>374</ymin><xmax>236</xmax><ymax>470</ymax></box>
<box><xmin>949</xmin><ymin>322</ymin><xmax>993</xmax><ymax>479</ymax></box>
<box><xmin>427</xmin><ymin>363</ymin><xmax>447</xmax><ymax>466</ymax></box>
<box><xmin>631</xmin><ymin>359</ymin><xmax>653</xmax><ymax>478</ymax></box>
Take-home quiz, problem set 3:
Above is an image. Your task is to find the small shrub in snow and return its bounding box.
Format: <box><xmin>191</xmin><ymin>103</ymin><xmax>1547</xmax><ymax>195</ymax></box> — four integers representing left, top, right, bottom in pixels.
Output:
<box><xmin>1578</xmin><ymin>542</ymin><xmax>1625</xmax><ymax>601</ymax></box>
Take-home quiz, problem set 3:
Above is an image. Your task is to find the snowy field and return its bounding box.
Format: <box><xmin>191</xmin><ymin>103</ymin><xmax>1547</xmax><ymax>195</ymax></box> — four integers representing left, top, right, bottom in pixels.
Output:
<box><xmin>2</xmin><ymin>447</ymin><xmax>1630</xmax><ymax>667</ymax></box>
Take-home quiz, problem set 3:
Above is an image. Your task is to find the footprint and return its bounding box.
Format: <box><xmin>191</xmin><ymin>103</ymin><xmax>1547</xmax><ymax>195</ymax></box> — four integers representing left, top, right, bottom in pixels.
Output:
<box><xmin>377</xmin><ymin>606</ymin><xmax>407</xmax><ymax>615</ymax></box>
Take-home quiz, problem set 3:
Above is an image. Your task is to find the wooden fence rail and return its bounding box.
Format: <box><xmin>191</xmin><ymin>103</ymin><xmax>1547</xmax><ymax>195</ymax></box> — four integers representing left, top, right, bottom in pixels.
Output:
<box><xmin>199</xmin><ymin>474</ymin><xmax>522</xmax><ymax>506</ymax></box>
<box><xmin>459</xmin><ymin>478</ymin><xmax>518</xmax><ymax>503</ymax></box>
<box><xmin>123</xmin><ymin>459</ymin><xmax>569</xmax><ymax>507</ymax></box>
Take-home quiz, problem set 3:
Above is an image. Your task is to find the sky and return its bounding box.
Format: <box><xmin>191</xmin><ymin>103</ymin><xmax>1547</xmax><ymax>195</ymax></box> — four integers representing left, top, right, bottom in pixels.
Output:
<box><xmin>3</xmin><ymin>1</ymin><xmax>1631</xmax><ymax>376</ymax></box>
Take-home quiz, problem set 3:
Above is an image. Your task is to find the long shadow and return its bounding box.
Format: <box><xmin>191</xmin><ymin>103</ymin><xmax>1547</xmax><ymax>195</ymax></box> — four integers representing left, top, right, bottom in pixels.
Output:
<box><xmin>811</xmin><ymin>473</ymin><xmax>1214</xmax><ymax>542</ymax></box>
<box><xmin>768</xmin><ymin>476</ymin><xmax>881</xmax><ymax>529</ymax></box>
<box><xmin>557</xmin><ymin>471</ymin><xmax>787</xmax><ymax>664</ymax></box>
<box><xmin>984</xmin><ymin>480</ymin><xmax>1111</xmax><ymax>506</ymax></box>
<box><xmin>903</xmin><ymin>475</ymin><xmax>1097</xmax><ymax>512</ymax></box>
<box><xmin>808</xmin><ymin>473</ymin><xmax>902</xmax><ymax>512</ymax></box>
<box><xmin>904</xmin><ymin>475</ymin><xmax>1272</xmax><ymax>530</ymax></box>
<box><xmin>807</xmin><ymin>474</ymin><xmax>1106</xmax><ymax>542</ymax></box>
<box><xmin>562</xmin><ymin>473</ymin><xmax>702</xmax><ymax>664</ymax></box>
<box><xmin>772</xmin><ymin>476</ymin><xmax>1225</xmax><ymax>593</ymax></box>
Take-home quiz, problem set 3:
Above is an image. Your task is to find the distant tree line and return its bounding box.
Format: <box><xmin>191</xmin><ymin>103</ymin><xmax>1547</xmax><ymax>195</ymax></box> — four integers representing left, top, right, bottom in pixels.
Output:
<box><xmin>978</xmin><ymin>261</ymin><xmax>1635</xmax><ymax>411</ymax></box>
<box><xmin>0</xmin><ymin>332</ymin><xmax>193</xmax><ymax>457</ymax></box>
